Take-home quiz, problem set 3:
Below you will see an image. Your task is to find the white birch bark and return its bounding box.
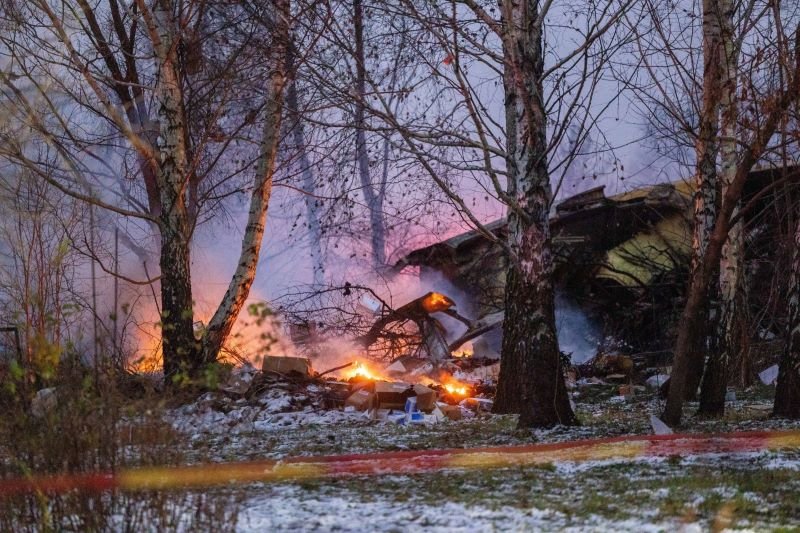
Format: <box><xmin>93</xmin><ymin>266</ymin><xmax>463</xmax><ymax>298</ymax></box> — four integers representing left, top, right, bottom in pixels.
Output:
<box><xmin>699</xmin><ymin>0</ymin><xmax>741</xmax><ymax>414</ymax></box>
<box><xmin>200</xmin><ymin>0</ymin><xmax>290</xmax><ymax>363</ymax></box>
<box><xmin>666</xmin><ymin>0</ymin><xmax>724</xmax><ymax>407</ymax></box>
<box><xmin>717</xmin><ymin>0</ymin><xmax>743</xmax><ymax>377</ymax></box>
<box><xmin>151</xmin><ymin>0</ymin><xmax>198</xmax><ymax>377</ymax></box>
<box><xmin>492</xmin><ymin>0</ymin><xmax>575</xmax><ymax>427</ymax></box>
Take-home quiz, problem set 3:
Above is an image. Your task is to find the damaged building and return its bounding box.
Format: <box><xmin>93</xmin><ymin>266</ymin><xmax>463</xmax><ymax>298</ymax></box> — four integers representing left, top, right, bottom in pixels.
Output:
<box><xmin>395</xmin><ymin>165</ymin><xmax>800</xmax><ymax>372</ymax></box>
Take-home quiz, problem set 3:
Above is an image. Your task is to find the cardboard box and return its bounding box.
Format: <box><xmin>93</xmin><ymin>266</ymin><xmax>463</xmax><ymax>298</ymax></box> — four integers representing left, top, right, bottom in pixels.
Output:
<box><xmin>411</xmin><ymin>384</ymin><xmax>438</xmax><ymax>412</ymax></box>
<box><xmin>439</xmin><ymin>404</ymin><xmax>463</xmax><ymax>421</ymax></box>
<box><xmin>374</xmin><ymin>381</ymin><xmax>415</xmax><ymax>409</ymax></box>
<box><xmin>262</xmin><ymin>356</ymin><xmax>313</xmax><ymax>377</ymax></box>
<box><xmin>460</xmin><ymin>397</ymin><xmax>493</xmax><ymax>413</ymax></box>
<box><xmin>344</xmin><ymin>389</ymin><xmax>375</xmax><ymax>411</ymax></box>
<box><xmin>372</xmin><ymin>381</ymin><xmax>438</xmax><ymax>412</ymax></box>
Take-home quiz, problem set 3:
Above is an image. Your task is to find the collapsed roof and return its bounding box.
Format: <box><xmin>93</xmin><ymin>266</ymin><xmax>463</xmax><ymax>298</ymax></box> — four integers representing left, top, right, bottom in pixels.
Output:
<box><xmin>395</xmin><ymin>179</ymin><xmax>693</xmax><ymax>296</ymax></box>
<box><xmin>394</xmin><ymin>165</ymin><xmax>800</xmax><ymax>353</ymax></box>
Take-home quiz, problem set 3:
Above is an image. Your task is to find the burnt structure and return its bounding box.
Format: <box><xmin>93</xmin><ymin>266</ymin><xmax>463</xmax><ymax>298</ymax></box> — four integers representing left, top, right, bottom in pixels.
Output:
<box><xmin>396</xmin><ymin>165</ymin><xmax>800</xmax><ymax>362</ymax></box>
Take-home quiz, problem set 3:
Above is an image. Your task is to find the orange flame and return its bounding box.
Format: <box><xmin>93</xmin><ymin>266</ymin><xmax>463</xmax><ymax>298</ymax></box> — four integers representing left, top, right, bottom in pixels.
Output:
<box><xmin>444</xmin><ymin>381</ymin><xmax>470</xmax><ymax>397</ymax></box>
<box><xmin>343</xmin><ymin>361</ymin><xmax>380</xmax><ymax>381</ymax></box>
<box><xmin>421</xmin><ymin>292</ymin><xmax>454</xmax><ymax>313</ymax></box>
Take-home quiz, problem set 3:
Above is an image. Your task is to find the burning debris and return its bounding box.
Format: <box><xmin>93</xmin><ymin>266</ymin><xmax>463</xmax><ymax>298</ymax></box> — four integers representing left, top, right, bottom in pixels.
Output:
<box><xmin>356</xmin><ymin>291</ymin><xmax>458</xmax><ymax>366</ymax></box>
<box><xmin>214</xmin><ymin>289</ymin><xmax>503</xmax><ymax>431</ymax></box>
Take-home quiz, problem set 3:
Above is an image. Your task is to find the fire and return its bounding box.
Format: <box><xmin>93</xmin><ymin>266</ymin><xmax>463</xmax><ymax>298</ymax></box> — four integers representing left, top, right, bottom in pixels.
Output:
<box><xmin>421</xmin><ymin>292</ymin><xmax>454</xmax><ymax>313</ymax></box>
<box><xmin>453</xmin><ymin>347</ymin><xmax>473</xmax><ymax>358</ymax></box>
<box><xmin>453</xmin><ymin>342</ymin><xmax>473</xmax><ymax>358</ymax></box>
<box><xmin>444</xmin><ymin>381</ymin><xmax>470</xmax><ymax>397</ymax></box>
<box><xmin>343</xmin><ymin>361</ymin><xmax>379</xmax><ymax>381</ymax></box>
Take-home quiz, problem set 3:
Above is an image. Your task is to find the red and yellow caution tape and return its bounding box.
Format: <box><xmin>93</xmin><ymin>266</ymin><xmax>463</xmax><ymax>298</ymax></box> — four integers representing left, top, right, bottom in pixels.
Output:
<box><xmin>1</xmin><ymin>429</ymin><xmax>798</xmax><ymax>496</ymax></box>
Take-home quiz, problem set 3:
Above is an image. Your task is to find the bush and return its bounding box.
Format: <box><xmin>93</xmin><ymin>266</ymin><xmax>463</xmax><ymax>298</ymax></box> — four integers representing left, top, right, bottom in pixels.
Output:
<box><xmin>0</xmin><ymin>361</ymin><xmax>243</xmax><ymax>531</ymax></box>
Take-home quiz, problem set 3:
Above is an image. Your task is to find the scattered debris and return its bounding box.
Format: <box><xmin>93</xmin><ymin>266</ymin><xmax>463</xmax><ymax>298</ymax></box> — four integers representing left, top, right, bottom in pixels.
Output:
<box><xmin>460</xmin><ymin>397</ymin><xmax>494</xmax><ymax>413</ymax></box>
<box><xmin>345</xmin><ymin>389</ymin><xmax>375</xmax><ymax>411</ymax></box>
<box><xmin>356</xmin><ymin>292</ymin><xmax>456</xmax><ymax>366</ymax></box>
<box><xmin>645</xmin><ymin>374</ymin><xmax>670</xmax><ymax>389</ymax></box>
<box><xmin>262</xmin><ymin>356</ymin><xmax>313</xmax><ymax>377</ymax></box>
<box><xmin>222</xmin><ymin>364</ymin><xmax>257</xmax><ymax>396</ymax></box>
<box><xmin>650</xmin><ymin>415</ymin><xmax>673</xmax><ymax>435</ymax></box>
<box><xmin>759</xmin><ymin>365</ymin><xmax>779</xmax><ymax>386</ymax></box>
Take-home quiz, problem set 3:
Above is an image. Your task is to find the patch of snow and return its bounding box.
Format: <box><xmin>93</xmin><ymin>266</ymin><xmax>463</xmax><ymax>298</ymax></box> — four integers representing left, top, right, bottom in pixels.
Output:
<box><xmin>238</xmin><ymin>485</ymin><xmax>675</xmax><ymax>533</ymax></box>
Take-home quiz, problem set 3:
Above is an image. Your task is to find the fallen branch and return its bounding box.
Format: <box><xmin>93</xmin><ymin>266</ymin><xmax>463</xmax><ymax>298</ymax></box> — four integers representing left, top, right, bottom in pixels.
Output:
<box><xmin>448</xmin><ymin>311</ymin><xmax>504</xmax><ymax>352</ymax></box>
<box><xmin>317</xmin><ymin>361</ymin><xmax>354</xmax><ymax>378</ymax></box>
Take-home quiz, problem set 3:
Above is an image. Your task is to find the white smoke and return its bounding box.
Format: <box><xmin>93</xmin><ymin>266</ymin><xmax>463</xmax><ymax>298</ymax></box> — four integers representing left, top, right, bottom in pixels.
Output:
<box><xmin>555</xmin><ymin>292</ymin><xmax>600</xmax><ymax>364</ymax></box>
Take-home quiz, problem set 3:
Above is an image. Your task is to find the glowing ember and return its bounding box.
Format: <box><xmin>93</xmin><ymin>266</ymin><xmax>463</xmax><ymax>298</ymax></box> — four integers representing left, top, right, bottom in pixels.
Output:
<box><xmin>453</xmin><ymin>342</ymin><xmax>473</xmax><ymax>358</ymax></box>
<box><xmin>444</xmin><ymin>382</ymin><xmax>469</xmax><ymax>396</ymax></box>
<box><xmin>421</xmin><ymin>291</ymin><xmax>454</xmax><ymax>313</ymax></box>
<box><xmin>343</xmin><ymin>361</ymin><xmax>379</xmax><ymax>381</ymax></box>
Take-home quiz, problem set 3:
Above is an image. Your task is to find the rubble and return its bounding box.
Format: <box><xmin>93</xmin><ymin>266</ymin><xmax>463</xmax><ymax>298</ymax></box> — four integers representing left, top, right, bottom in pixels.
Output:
<box><xmin>344</xmin><ymin>389</ymin><xmax>375</xmax><ymax>411</ymax></box>
<box><xmin>262</xmin><ymin>356</ymin><xmax>313</xmax><ymax>377</ymax></box>
<box><xmin>225</xmin><ymin>293</ymin><xmax>501</xmax><ymax>428</ymax></box>
<box><xmin>460</xmin><ymin>397</ymin><xmax>493</xmax><ymax>413</ymax></box>
<box><xmin>222</xmin><ymin>364</ymin><xmax>257</xmax><ymax>396</ymax></box>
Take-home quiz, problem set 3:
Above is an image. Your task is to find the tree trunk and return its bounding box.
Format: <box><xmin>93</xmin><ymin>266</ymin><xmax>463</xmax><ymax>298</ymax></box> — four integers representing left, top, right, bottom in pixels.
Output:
<box><xmin>353</xmin><ymin>0</ymin><xmax>386</xmax><ymax>269</ymax></box>
<box><xmin>774</xmin><ymin>217</ymin><xmax>800</xmax><ymax>419</ymax></box>
<box><xmin>492</xmin><ymin>0</ymin><xmax>575</xmax><ymax>428</ymax></box>
<box><xmin>699</xmin><ymin>0</ymin><xmax>740</xmax><ymax>417</ymax></box>
<box><xmin>159</xmin><ymin>224</ymin><xmax>197</xmax><ymax>379</ymax></box>
<box><xmin>663</xmin><ymin>54</ymin><xmax>800</xmax><ymax>426</ymax></box>
<box><xmin>199</xmin><ymin>0</ymin><xmax>289</xmax><ymax>364</ymax></box>
<box><xmin>153</xmin><ymin>1</ymin><xmax>198</xmax><ymax>381</ymax></box>
<box><xmin>663</xmin><ymin>0</ymin><xmax>724</xmax><ymax>420</ymax></box>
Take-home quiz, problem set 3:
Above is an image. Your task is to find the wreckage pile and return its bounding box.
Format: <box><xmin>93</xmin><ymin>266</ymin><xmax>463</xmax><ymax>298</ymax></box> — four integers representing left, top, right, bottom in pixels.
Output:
<box><xmin>249</xmin><ymin>353</ymin><xmax>498</xmax><ymax>424</ymax></box>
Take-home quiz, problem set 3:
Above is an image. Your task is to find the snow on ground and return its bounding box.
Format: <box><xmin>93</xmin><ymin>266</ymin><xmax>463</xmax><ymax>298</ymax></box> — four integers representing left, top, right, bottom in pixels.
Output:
<box><xmin>235</xmin><ymin>448</ymin><xmax>800</xmax><ymax>532</ymax></box>
<box><xmin>162</xmin><ymin>381</ymin><xmax>800</xmax><ymax>463</ymax></box>
<box><xmin>165</xmin><ymin>389</ymin><xmax>367</xmax><ymax>438</ymax></box>
<box><xmin>238</xmin><ymin>485</ymin><xmax>673</xmax><ymax>533</ymax></box>
<box><xmin>159</xmin><ymin>381</ymin><xmax>800</xmax><ymax>530</ymax></box>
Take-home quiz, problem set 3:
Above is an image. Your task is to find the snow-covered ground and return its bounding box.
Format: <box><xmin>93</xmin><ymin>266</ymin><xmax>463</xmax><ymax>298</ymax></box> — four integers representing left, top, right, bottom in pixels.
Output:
<box><xmin>155</xmin><ymin>380</ymin><xmax>800</xmax><ymax>531</ymax></box>
<box><xmin>235</xmin><ymin>449</ymin><xmax>800</xmax><ymax>532</ymax></box>
<box><xmin>239</xmin><ymin>485</ymin><xmax>674</xmax><ymax>532</ymax></box>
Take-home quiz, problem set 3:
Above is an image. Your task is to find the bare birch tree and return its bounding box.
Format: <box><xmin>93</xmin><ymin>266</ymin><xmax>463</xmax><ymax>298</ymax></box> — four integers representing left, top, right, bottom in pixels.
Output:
<box><xmin>664</xmin><ymin>6</ymin><xmax>800</xmax><ymax>425</ymax></box>
<box><xmin>0</xmin><ymin>0</ymin><xmax>295</xmax><ymax>383</ymax></box>
<box><xmin>698</xmin><ymin>0</ymin><xmax>741</xmax><ymax>416</ymax></box>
